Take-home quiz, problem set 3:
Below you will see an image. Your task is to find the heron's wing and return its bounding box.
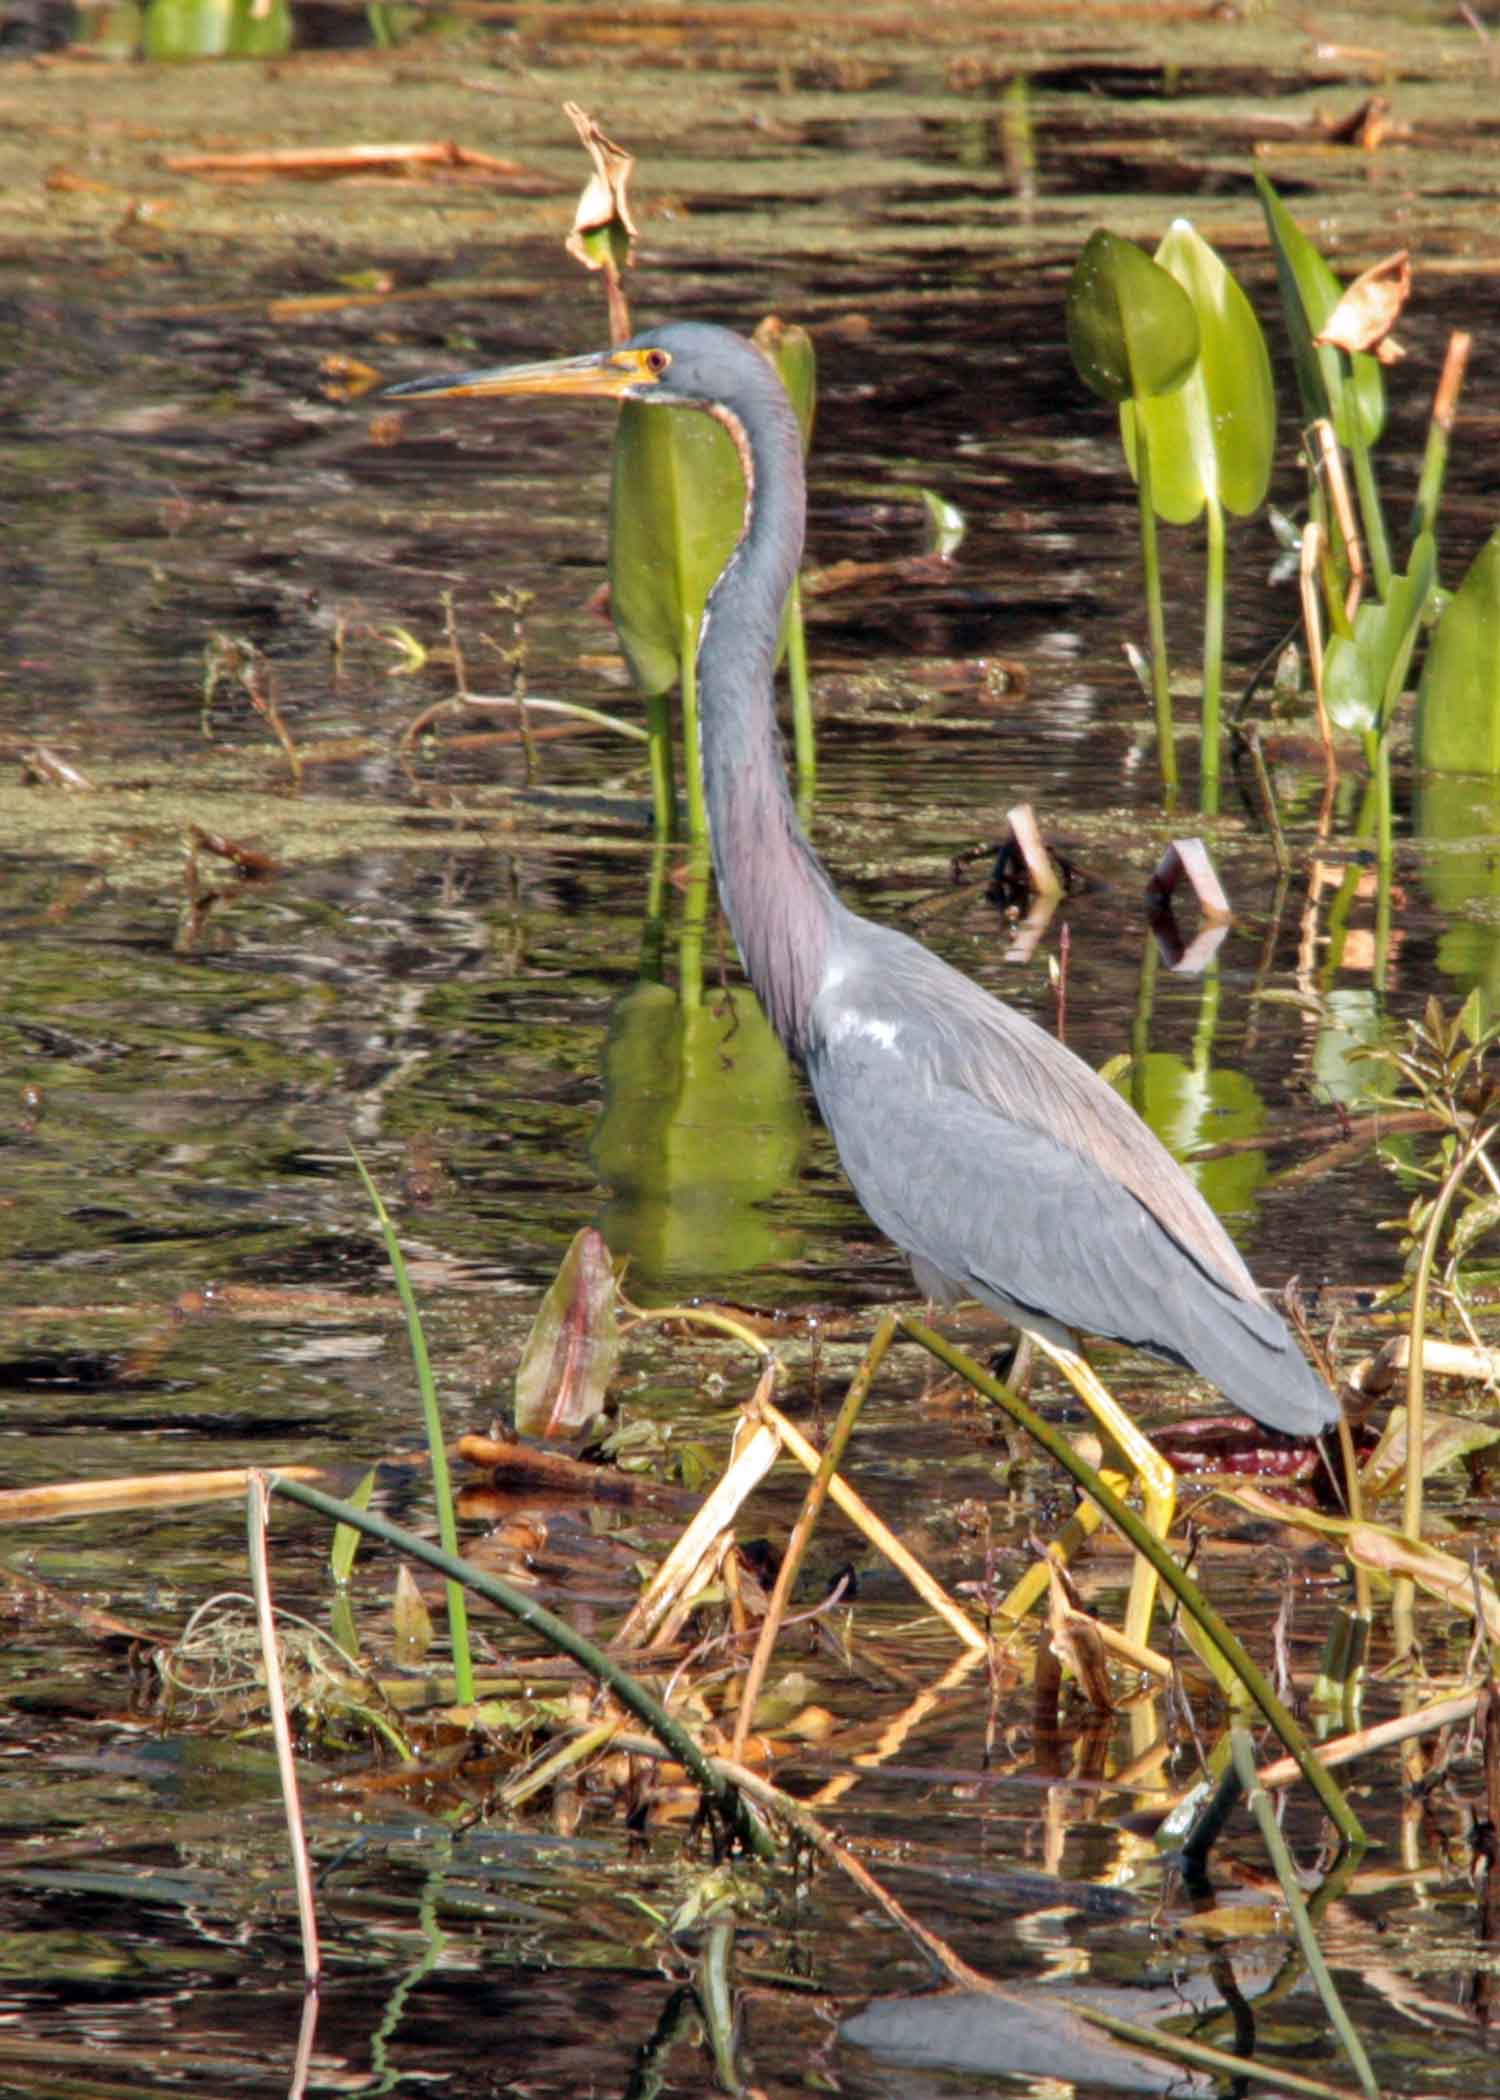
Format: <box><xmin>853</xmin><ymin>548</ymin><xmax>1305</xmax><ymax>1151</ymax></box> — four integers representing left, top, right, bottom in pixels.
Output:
<box><xmin>806</xmin><ymin>1017</ymin><xmax>1336</xmax><ymax>1436</ymax></box>
<box><xmin>817</xmin><ymin>917</ymin><xmax>1260</xmax><ymax>1301</ymax></box>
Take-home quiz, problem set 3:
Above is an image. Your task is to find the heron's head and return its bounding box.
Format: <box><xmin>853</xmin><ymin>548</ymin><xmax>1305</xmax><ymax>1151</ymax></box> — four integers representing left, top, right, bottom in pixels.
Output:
<box><xmin>383</xmin><ymin>321</ymin><xmax>761</xmax><ymax>415</ymax></box>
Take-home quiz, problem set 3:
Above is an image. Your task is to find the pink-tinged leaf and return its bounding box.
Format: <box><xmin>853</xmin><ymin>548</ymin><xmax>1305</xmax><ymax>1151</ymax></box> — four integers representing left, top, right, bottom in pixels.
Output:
<box><xmin>514</xmin><ymin>1227</ymin><xmax>624</xmax><ymax>1440</ymax></box>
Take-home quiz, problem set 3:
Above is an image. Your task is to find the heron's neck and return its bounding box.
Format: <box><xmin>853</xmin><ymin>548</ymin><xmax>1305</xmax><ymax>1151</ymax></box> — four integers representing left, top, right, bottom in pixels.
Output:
<box><xmin>697</xmin><ymin>393</ymin><xmax>838</xmax><ymax>1057</ymax></box>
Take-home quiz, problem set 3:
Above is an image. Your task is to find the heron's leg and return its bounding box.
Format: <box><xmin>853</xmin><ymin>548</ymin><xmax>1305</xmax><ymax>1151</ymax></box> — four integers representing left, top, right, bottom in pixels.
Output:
<box><xmin>1031</xmin><ymin>1335</ymin><xmax>1176</xmax><ymax>1651</ymax></box>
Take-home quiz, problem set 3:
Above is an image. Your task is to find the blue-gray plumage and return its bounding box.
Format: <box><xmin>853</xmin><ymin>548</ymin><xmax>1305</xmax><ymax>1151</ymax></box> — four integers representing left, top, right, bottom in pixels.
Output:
<box><xmin>387</xmin><ymin>321</ymin><xmax>1338</xmax><ymax>1443</ymax></box>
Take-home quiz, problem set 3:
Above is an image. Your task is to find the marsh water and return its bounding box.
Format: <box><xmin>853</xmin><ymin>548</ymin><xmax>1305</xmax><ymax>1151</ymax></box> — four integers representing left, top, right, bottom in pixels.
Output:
<box><xmin>5</xmin><ymin>3</ymin><xmax>1500</xmax><ymax>2094</ymax></box>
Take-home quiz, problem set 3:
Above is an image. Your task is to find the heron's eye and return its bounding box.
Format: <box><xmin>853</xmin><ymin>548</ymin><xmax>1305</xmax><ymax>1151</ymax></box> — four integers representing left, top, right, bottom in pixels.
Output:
<box><xmin>643</xmin><ymin>349</ymin><xmax>670</xmax><ymax>375</ymax></box>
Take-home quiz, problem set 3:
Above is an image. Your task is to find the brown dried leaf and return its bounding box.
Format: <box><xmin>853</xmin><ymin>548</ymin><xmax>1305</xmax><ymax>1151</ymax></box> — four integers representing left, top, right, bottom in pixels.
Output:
<box><xmin>562</xmin><ymin>101</ymin><xmax>636</xmax><ymax>342</ymax></box>
<box><xmin>1315</xmin><ymin>250</ymin><xmax>1410</xmax><ymax>364</ymax></box>
<box><xmin>563</xmin><ymin>102</ymin><xmax>638</xmax><ymax>260</ymax></box>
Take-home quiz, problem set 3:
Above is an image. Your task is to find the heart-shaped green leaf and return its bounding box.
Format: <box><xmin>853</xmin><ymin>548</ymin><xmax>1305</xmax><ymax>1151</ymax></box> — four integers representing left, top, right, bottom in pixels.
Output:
<box><xmin>1416</xmin><ymin>529</ymin><xmax>1500</xmax><ymax>773</ymax></box>
<box><xmin>608</xmin><ymin>324</ymin><xmax>814</xmax><ymax>696</ymax></box>
<box><xmin>1066</xmin><ymin>229</ymin><xmax>1199</xmax><ymax>406</ymax></box>
<box><xmin>1121</xmin><ymin>221</ymin><xmax>1276</xmax><ymax>525</ymax></box>
<box><xmin>1324</xmin><ymin>532</ymin><xmax>1436</xmax><ymax>734</ymax></box>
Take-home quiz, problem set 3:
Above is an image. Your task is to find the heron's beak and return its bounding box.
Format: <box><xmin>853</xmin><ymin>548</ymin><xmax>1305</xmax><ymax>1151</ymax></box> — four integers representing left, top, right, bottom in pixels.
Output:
<box><xmin>384</xmin><ymin>346</ymin><xmax>662</xmax><ymax>404</ymax></box>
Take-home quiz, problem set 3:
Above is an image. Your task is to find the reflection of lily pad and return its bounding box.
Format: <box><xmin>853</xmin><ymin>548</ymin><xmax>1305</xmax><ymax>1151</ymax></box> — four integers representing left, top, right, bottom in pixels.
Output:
<box><xmin>1313</xmin><ymin>988</ymin><xmax>1389</xmax><ymax>1112</ymax></box>
<box><xmin>1110</xmin><ymin>1052</ymin><xmax>1266</xmax><ymax>1227</ymax></box>
<box><xmin>143</xmin><ymin>0</ymin><xmax>292</xmax><ymax>57</ymax></box>
<box><xmin>591</xmin><ymin>984</ymin><xmax>805</xmax><ymax>1288</ymax></box>
<box><xmin>1413</xmin><ymin>776</ymin><xmax>1500</xmax><ymax>1020</ymax></box>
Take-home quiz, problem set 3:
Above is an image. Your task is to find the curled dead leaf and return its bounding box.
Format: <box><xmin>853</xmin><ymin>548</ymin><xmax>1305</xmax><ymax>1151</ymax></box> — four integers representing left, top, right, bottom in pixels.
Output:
<box><xmin>563</xmin><ymin>101</ymin><xmax>637</xmax><ymax>344</ymax></box>
<box><xmin>1315</xmin><ymin>249</ymin><xmax>1410</xmax><ymax>365</ymax></box>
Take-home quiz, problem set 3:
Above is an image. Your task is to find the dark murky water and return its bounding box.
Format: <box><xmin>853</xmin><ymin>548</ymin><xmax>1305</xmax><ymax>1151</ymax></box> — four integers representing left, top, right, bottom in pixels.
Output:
<box><xmin>5</xmin><ymin>7</ymin><xmax>1500</xmax><ymax>2094</ymax></box>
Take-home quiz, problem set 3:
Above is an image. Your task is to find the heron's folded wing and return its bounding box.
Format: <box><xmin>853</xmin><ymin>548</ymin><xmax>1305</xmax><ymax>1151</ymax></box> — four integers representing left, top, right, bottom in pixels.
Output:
<box><xmin>807</xmin><ymin>1031</ymin><xmax>1336</xmax><ymax>1434</ymax></box>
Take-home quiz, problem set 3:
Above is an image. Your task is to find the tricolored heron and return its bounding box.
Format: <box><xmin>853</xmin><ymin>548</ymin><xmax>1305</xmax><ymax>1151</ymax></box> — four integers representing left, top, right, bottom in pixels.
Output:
<box><xmin>388</xmin><ymin>322</ymin><xmax>1339</xmax><ymax>1641</ymax></box>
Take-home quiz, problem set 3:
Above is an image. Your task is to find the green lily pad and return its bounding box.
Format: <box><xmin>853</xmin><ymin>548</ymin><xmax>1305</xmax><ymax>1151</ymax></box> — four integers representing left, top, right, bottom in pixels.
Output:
<box><xmin>608</xmin><ymin>323</ymin><xmax>814</xmax><ymax>697</ymax></box>
<box><xmin>1066</xmin><ymin>229</ymin><xmax>1199</xmax><ymax>407</ymax></box>
<box><xmin>1120</xmin><ymin>220</ymin><xmax>1275</xmax><ymax>525</ymax></box>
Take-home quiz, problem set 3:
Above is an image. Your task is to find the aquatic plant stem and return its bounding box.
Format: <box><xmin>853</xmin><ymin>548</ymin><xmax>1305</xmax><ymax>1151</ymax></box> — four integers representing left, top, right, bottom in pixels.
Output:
<box><xmin>268</xmin><ymin>1474</ymin><xmax>776</xmax><ymax>1859</ymax></box>
<box><xmin>1345</xmin><ymin>400</ymin><xmax>1392</xmax><ymax>601</ymax></box>
<box><xmin>681</xmin><ymin>608</ymin><xmax>708</xmax><ymax>844</ymax></box>
<box><xmin>1371</xmin><ymin>732</ymin><xmax>1393</xmax><ymax>993</ymax></box>
<box><xmin>645</xmin><ymin>688</ymin><xmax>675</xmax><ymax>840</ymax></box>
<box><xmin>1200</xmin><ymin>495</ymin><xmax>1225</xmax><ymax>814</ymax></box>
<box><xmin>1134</xmin><ymin>431</ymin><xmax>1178</xmax><ymax>803</ymax></box>
<box><xmin>675</xmin><ymin>836</ymin><xmax>711</xmax><ymax>1011</ymax></box>
<box><xmin>1396</xmin><ymin>1123</ymin><xmax>1495</xmax><ymax>1623</ymax></box>
<box><xmin>1411</xmin><ymin>330</ymin><xmax>1471</xmax><ymax>545</ymax></box>
<box><xmin>349</xmin><ymin>1148</ymin><xmax>474</xmax><ymax>1705</ymax></box>
<box><xmin>1229</xmin><ymin>1730</ymin><xmax>1378</xmax><ymax>2096</ymax></box>
<box><xmin>901</xmin><ymin>1317</ymin><xmax>1364</xmax><ymax>1844</ymax></box>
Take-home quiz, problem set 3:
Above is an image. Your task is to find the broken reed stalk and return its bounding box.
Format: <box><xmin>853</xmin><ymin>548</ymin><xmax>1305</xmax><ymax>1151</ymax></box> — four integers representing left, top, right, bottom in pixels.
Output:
<box><xmin>266</xmin><ymin>1474</ymin><xmax>776</xmax><ymax>1860</ymax></box>
<box><xmin>753</xmin><ymin>1393</ymin><xmax>989</xmax><ymax>1654</ymax></box>
<box><xmin>614</xmin><ymin>1399</ymin><xmax>780</xmax><ymax>1653</ymax></box>
<box><xmin>899</xmin><ymin>1317</ymin><xmax>1365</xmax><ymax>1846</ymax></box>
<box><xmin>730</xmin><ymin>1310</ymin><xmax>898</xmax><ymax>1763</ymax></box>
<box><xmin>1255</xmin><ymin>1686</ymin><xmax>1480</xmax><ymax>1792</ymax></box>
<box><xmin>1410</xmin><ymin>329</ymin><xmax>1471</xmax><ymax>543</ymax></box>
<box><xmin>247</xmin><ymin>1474</ymin><xmax>321</xmax><ymax>1989</ymax></box>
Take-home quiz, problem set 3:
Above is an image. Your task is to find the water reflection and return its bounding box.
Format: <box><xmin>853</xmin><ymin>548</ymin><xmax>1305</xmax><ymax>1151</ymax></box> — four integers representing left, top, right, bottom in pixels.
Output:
<box><xmin>1414</xmin><ymin>774</ymin><xmax>1500</xmax><ymax>1020</ymax></box>
<box><xmin>590</xmin><ymin>843</ymin><xmax>805</xmax><ymax>1289</ymax></box>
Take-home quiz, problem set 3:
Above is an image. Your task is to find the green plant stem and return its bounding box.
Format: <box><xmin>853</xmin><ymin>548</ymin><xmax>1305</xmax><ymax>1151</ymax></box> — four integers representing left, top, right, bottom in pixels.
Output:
<box><xmin>639</xmin><ymin>841</ymin><xmax>669</xmax><ymax>984</ymax></box>
<box><xmin>680</xmin><ymin>609</ymin><xmax>708</xmax><ymax>844</ymax></box>
<box><xmin>1200</xmin><ymin>494</ymin><xmax>1225</xmax><ymax>815</ymax></box>
<box><xmin>1396</xmin><ymin>1122</ymin><xmax>1494</xmax><ymax>1625</ymax></box>
<box><xmin>268</xmin><ymin>1474</ymin><xmax>776</xmax><ymax>1859</ymax></box>
<box><xmin>786</xmin><ymin>577</ymin><xmax>816</xmax><ymax>822</ymax></box>
<box><xmin>1134</xmin><ymin>430</ymin><xmax>1178</xmax><ymax>804</ymax></box>
<box><xmin>349</xmin><ymin>1149</ymin><xmax>473</xmax><ymax>1705</ymax></box>
<box><xmin>697</xmin><ymin>1915</ymin><xmax>742</xmax><ymax>2093</ymax></box>
<box><xmin>1411</xmin><ymin>411</ymin><xmax>1450</xmax><ymax>549</ymax></box>
<box><xmin>1229</xmin><ymin>1730</ymin><xmax>1378</xmax><ymax>2096</ymax></box>
<box><xmin>676</xmin><ymin>836</ymin><xmax>711</xmax><ymax>1011</ymax></box>
<box><xmin>1345</xmin><ymin>399</ymin><xmax>1392</xmax><ymax>600</ymax></box>
<box><xmin>900</xmin><ymin>1317</ymin><xmax>1365</xmax><ymax>1845</ymax></box>
<box><xmin>1370</xmin><ymin>732</ymin><xmax>1393</xmax><ymax>994</ymax></box>
<box><xmin>645</xmin><ymin>688</ymin><xmax>675</xmax><ymax>841</ymax></box>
